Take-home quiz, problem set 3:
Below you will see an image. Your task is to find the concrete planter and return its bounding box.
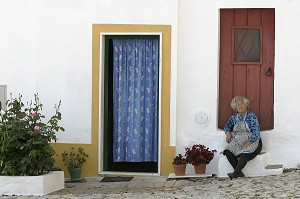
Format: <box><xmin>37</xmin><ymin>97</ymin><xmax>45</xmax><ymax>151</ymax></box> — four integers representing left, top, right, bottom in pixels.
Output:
<box><xmin>0</xmin><ymin>171</ymin><xmax>64</xmax><ymax>196</ymax></box>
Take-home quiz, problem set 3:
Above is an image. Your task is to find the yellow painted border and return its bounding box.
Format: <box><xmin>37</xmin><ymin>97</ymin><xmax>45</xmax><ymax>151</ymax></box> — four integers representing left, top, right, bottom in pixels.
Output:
<box><xmin>52</xmin><ymin>24</ymin><xmax>175</xmax><ymax>177</ymax></box>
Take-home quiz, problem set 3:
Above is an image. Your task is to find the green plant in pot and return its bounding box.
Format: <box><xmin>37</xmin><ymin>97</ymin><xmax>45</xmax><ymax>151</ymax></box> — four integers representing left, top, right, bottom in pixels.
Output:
<box><xmin>62</xmin><ymin>147</ymin><xmax>88</xmax><ymax>180</ymax></box>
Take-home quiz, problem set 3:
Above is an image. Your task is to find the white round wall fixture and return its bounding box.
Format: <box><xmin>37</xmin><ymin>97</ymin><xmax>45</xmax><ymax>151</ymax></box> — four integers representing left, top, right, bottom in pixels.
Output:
<box><xmin>195</xmin><ymin>111</ymin><xmax>208</xmax><ymax>124</ymax></box>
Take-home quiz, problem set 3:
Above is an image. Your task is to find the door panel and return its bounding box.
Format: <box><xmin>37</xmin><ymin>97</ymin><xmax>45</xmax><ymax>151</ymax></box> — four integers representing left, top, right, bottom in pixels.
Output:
<box><xmin>248</xmin><ymin>9</ymin><xmax>261</xmax><ymax>26</ymax></box>
<box><xmin>247</xmin><ymin>65</ymin><xmax>261</xmax><ymax>117</ymax></box>
<box><xmin>219</xmin><ymin>9</ymin><xmax>235</xmax><ymax>127</ymax></box>
<box><xmin>235</xmin><ymin>9</ymin><xmax>247</xmax><ymax>25</ymax></box>
<box><xmin>260</xmin><ymin>9</ymin><xmax>275</xmax><ymax>130</ymax></box>
<box><xmin>219</xmin><ymin>9</ymin><xmax>275</xmax><ymax>130</ymax></box>
<box><xmin>233</xmin><ymin>65</ymin><xmax>247</xmax><ymax>96</ymax></box>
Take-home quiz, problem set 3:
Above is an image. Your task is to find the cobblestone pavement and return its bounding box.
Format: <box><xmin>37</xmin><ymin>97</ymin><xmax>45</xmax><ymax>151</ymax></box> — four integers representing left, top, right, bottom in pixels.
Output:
<box><xmin>3</xmin><ymin>169</ymin><xmax>300</xmax><ymax>199</ymax></box>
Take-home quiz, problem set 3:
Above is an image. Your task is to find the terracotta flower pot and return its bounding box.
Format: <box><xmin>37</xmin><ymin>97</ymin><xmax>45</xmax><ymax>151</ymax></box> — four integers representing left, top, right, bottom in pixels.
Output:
<box><xmin>194</xmin><ymin>164</ymin><xmax>206</xmax><ymax>174</ymax></box>
<box><xmin>173</xmin><ymin>164</ymin><xmax>187</xmax><ymax>176</ymax></box>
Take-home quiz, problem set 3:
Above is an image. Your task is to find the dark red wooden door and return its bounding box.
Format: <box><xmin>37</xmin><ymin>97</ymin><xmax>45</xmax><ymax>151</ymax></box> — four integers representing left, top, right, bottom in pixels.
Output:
<box><xmin>218</xmin><ymin>9</ymin><xmax>275</xmax><ymax>130</ymax></box>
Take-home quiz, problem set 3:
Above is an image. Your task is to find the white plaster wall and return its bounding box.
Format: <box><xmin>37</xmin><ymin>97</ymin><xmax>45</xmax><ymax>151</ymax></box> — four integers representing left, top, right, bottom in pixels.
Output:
<box><xmin>177</xmin><ymin>0</ymin><xmax>299</xmax><ymax>174</ymax></box>
<box><xmin>0</xmin><ymin>0</ymin><xmax>178</xmax><ymax>143</ymax></box>
<box><xmin>4</xmin><ymin>0</ymin><xmax>300</xmax><ymax>174</ymax></box>
<box><xmin>0</xmin><ymin>0</ymin><xmax>37</xmax><ymax>102</ymax></box>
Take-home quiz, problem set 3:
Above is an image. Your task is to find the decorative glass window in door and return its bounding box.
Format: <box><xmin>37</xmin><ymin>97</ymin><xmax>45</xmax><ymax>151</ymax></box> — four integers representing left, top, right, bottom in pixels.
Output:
<box><xmin>233</xmin><ymin>27</ymin><xmax>262</xmax><ymax>63</ymax></box>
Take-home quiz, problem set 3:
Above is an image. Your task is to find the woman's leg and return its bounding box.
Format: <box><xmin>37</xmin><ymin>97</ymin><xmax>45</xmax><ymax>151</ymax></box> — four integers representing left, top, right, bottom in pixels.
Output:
<box><xmin>223</xmin><ymin>150</ymin><xmax>245</xmax><ymax>177</ymax></box>
<box><xmin>223</xmin><ymin>150</ymin><xmax>238</xmax><ymax>169</ymax></box>
<box><xmin>228</xmin><ymin>157</ymin><xmax>248</xmax><ymax>179</ymax></box>
<box><xmin>228</xmin><ymin>139</ymin><xmax>263</xmax><ymax>180</ymax></box>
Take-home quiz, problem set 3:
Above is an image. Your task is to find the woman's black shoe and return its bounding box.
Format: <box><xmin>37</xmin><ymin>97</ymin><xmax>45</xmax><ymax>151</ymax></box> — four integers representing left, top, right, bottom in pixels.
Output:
<box><xmin>227</xmin><ymin>173</ymin><xmax>238</xmax><ymax>180</ymax></box>
<box><xmin>238</xmin><ymin>172</ymin><xmax>245</xmax><ymax>177</ymax></box>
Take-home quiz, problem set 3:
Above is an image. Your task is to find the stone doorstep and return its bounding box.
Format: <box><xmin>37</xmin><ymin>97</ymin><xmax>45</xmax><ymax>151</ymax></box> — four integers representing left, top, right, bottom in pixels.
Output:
<box><xmin>168</xmin><ymin>173</ymin><xmax>213</xmax><ymax>179</ymax></box>
<box><xmin>0</xmin><ymin>171</ymin><xmax>65</xmax><ymax>196</ymax></box>
<box><xmin>218</xmin><ymin>152</ymin><xmax>283</xmax><ymax>178</ymax></box>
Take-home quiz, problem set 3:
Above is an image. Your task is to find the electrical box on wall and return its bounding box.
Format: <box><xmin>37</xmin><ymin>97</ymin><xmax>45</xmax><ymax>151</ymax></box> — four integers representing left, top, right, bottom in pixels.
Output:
<box><xmin>0</xmin><ymin>85</ymin><xmax>7</xmax><ymax>110</ymax></box>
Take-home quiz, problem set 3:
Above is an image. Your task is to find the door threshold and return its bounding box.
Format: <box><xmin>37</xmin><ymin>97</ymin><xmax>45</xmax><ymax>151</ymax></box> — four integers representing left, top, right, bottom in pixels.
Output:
<box><xmin>98</xmin><ymin>171</ymin><xmax>159</xmax><ymax>177</ymax></box>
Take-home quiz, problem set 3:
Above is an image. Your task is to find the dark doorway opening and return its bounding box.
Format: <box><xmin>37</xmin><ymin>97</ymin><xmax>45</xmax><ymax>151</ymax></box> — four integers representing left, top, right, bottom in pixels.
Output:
<box><xmin>103</xmin><ymin>35</ymin><xmax>159</xmax><ymax>173</ymax></box>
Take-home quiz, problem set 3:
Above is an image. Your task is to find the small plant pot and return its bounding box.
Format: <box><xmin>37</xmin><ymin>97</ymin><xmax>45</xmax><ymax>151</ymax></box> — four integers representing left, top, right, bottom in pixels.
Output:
<box><xmin>68</xmin><ymin>167</ymin><xmax>82</xmax><ymax>180</ymax></box>
<box><xmin>173</xmin><ymin>164</ymin><xmax>187</xmax><ymax>176</ymax></box>
<box><xmin>194</xmin><ymin>164</ymin><xmax>206</xmax><ymax>174</ymax></box>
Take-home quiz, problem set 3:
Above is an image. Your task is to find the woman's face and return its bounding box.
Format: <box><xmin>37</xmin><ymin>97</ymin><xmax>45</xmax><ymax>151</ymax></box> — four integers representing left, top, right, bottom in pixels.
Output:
<box><xmin>236</xmin><ymin>100</ymin><xmax>247</xmax><ymax>115</ymax></box>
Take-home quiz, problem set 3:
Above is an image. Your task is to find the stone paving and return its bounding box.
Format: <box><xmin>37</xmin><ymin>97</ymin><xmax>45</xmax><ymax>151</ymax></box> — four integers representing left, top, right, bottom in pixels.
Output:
<box><xmin>2</xmin><ymin>169</ymin><xmax>300</xmax><ymax>199</ymax></box>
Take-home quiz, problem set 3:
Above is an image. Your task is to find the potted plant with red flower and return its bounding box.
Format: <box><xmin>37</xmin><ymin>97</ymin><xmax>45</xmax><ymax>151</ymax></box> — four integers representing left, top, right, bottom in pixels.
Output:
<box><xmin>172</xmin><ymin>153</ymin><xmax>187</xmax><ymax>176</ymax></box>
<box><xmin>185</xmin><ymin>144</ymin><xmax>217</xmax><ymax>174</ymax></box>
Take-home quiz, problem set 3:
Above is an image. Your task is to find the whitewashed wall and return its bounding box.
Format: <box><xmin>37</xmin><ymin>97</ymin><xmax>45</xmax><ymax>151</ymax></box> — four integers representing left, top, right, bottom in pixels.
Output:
<box><xmin>2</xmin><ymin>0</ymin><xmax>300</xmax><ymax>174</ymax></box>
<box><xmin>0</xmin><ymin>0</ymin><xmax>179</xmax><ymax>143</ymax></box>
<box><xmin>0</xmin><ymin>1</ymin><xmax>37</xmax><ymax>102</ymax></box>
<box><xmin>177</xmin><ymin>0</ymin><xmax>300</xmax><ymax>174</ymax></box>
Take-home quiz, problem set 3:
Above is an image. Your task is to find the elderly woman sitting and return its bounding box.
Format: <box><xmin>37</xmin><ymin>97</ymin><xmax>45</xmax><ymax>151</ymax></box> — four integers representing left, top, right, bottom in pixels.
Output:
<box><xmin>223</xmin><ymin>96</ymin><xmax>262</xmax><ymax>180</ymax></box>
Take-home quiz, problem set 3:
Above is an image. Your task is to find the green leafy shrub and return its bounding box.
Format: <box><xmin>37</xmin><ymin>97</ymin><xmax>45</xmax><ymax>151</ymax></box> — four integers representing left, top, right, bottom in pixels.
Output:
<box><xmin>62</xmin><ymin>147</ymin><xmax>88</xmax><ymax>168</ymax></box>
<box><xmin>0</xmin><ymin>94</ymin><xmax>64</xmax><ymax>176</ymax></box>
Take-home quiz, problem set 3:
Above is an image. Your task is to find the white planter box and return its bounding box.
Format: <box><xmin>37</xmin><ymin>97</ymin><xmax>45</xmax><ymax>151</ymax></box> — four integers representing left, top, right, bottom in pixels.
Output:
<box><xmin>0</xmin><ymin>171</ymin><xmax>64</xmax><ymax>196</ymax></box>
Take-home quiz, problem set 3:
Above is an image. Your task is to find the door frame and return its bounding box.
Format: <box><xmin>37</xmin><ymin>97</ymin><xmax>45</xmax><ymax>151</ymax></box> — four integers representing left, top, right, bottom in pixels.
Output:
<box><xmin>98</xmin><ymin>32</ymin><xmax>163</xmax><ymax>175</ymax></box>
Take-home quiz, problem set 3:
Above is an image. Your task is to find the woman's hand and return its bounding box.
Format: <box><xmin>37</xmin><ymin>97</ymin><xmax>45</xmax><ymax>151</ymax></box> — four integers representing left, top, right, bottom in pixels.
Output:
<box><xmin>226</xmin><ymin>132</ymin><xmax>232</xmax><ymax>143</ymax></box>
<box><xmin>243</xmin><ymin>141</ymin><xmax>251</xmax><ymax>149</ymax></box>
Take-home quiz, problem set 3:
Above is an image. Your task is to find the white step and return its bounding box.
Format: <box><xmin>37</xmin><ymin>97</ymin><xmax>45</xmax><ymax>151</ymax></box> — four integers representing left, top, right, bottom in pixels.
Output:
<box><xmin>218</xmin><ymin>152</ymin><xmax>283</xmax><ymax>177</ymax></box>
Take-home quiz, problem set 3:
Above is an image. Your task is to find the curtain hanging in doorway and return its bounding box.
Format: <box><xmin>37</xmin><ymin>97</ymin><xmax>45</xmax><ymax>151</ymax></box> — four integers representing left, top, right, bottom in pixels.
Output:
<box><xmin>112</xmin><ymin>38</ymin><xmax>159</xmax><ymax>162</ymax></box>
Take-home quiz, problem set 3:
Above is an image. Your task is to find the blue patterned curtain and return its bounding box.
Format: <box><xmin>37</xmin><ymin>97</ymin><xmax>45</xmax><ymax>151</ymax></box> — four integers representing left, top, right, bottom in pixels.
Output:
<box><xmin>112</xmin><ymin>38</ymin><xmax>159</xmax><ymax>162</ymax></box>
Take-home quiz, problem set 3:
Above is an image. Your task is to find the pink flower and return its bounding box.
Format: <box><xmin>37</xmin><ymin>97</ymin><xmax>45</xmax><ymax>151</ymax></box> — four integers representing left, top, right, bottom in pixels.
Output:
<box><xmin>31</xmin><ymin>112</ymin><xmax>38</xmax><ymax>117</ymax></box>
<box><xmin>34</xmin><ymin>126</ymin><xmax>40</xmax><ymax>131</ymax></box>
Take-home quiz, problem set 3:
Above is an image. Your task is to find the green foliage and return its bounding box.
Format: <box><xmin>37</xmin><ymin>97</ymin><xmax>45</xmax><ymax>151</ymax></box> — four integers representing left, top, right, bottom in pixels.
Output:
<box><xmin>0</xmin><ymin>94</ymin><xmax>65</xmax><ymax>176</ymax></box>
<box><xmin>62</xmin><ymin>147</ymin><xmax>88</xmax><ymax>168</ymax></box>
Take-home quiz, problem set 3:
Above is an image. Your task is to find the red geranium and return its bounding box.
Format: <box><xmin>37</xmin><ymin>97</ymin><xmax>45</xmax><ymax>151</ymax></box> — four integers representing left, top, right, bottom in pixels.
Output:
<box><xmin>185</xmin><ymin>144</ymin><xmax>217</xmax><ymax>165</ymax></box>
<box><xmin>172</xmin><ymin>153</ymin><xmax>186</xmax><ymax>165</ymax></box>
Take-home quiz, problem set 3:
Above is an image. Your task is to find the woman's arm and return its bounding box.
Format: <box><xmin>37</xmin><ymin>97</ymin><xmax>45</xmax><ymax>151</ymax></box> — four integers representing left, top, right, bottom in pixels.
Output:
<box><xmin>246</xmin><ymin>112</ymin><xmax>260</xmax><ymax>142</ymax></box>
<box><xmin>224</xmin><ymin>114</ymin><xmax>235</xmax><ymax>133</ymax></box>
<box><xmin>224</xmin><ymin>114</ymin><xmax>235</xmax><ymax>142</ymax></box>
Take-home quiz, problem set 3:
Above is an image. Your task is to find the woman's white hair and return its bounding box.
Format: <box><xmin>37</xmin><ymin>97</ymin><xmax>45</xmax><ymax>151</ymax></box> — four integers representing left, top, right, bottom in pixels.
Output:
<box><xmin>230</xmin><ymin>96</ymin><xmax>250</xmax><ymax>111</ymax></box>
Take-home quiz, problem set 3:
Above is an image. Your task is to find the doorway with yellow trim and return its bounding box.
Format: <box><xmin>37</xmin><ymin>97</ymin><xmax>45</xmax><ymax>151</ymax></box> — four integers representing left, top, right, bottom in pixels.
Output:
<box><xmin>92</xmin><ymin>24</ymin><xmax>175</xmax><ymax>176</ymax></box>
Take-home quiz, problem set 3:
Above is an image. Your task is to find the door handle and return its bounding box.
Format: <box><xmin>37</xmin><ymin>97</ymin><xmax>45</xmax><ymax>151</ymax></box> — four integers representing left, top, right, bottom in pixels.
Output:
<box><xmin>266</xmin><ymin>67</ymin><xmax>272</xmax><ymax>76</ymax></box>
